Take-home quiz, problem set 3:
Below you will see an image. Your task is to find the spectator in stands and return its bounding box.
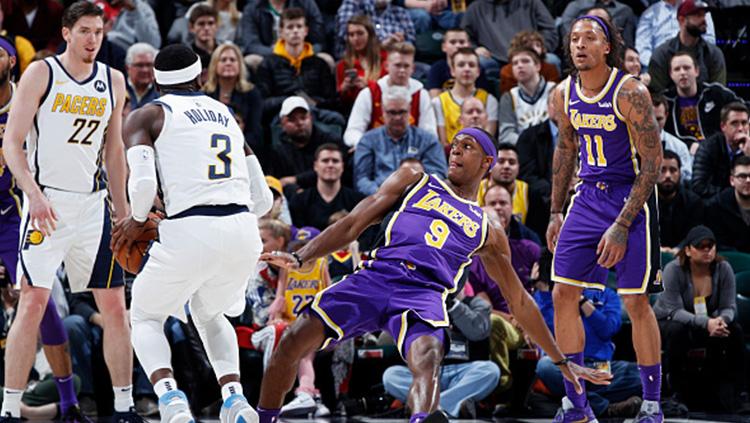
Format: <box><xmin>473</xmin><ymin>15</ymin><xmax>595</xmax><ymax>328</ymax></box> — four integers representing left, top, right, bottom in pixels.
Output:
<box><xmin>427</xmin><ymin>28</ymin><xmax>492</xmax><ymax>98</ymax></box>
<box><xmin>335</xmin><ymin>0</ymin><xmax>416</xmax><ymax>58</ymax></box>
<box><xmin>706</xmin><ymin>156</ymin><xmax>750</xmax><ymax>253</ymax></box>
<box><xmin>255</xmin><ymin>8</ymin><xmax>337</xmax><ymax>117</ymax></box>
<box><xmin>653</xmin><ymin>94</ymin><xmax>692</xmax><ymax>180</ymax></box>
<box><xmin>336</xmin><ymin>16</ymin><xmax>388</xmax><ymax>113</ymax></box>
<box><xmin>263</xmin><ymin>176</ymin><xmax>293</xmax><ymax>225</ymax></box>
<box><xmin>560</xmin><ymin>0</ymin><xmax>637</xmax><ymax>48</ymax></box>
<box><xmin>517</xmin><ymin>93</ymin><xmax>557</xmax><ymax>198</ymax></box>
<box><xmin>458</xmin><ymin>96</ymin><xmax>488</xmax><ymax>130</ymax></box>
<box><xmin>692</xmin><ymin>102</ymin><xmax>750</xmax><ymax>200</ymax></box>
<box><xmin>354</xmin><ymin>85</ymin><xmax>446</xmax><ymax>195</ymax></box>
<box><xmin>658</xmin><ymin>150</ymin><xmax>704</xmax><ymax>253</ymax></box>
<box><xmin>208</xmin><ymin>0</ymin><xmax>242</xmax><ymax>42</ymax></box>
<box><xmin>647</xmin><ymin>0</ymin><xmax>725</xmax><ymax>94</ymax></box>
<box><xmin>636</xmin><ymin>0</ymin><xmax>716</xmax><ymax>69</ymax></box>
<box><xmin>398</xmin><ymin>0</ymin><xmax>463</xmax><ymax>33</ymax></box>
<box><xmin>655</xmin><ymin>225</ymin><xmax>745</xmax><ymax>412</ymax></box>
<box><xmin>106</xmin><ymin>0</ymin><xmax>161</xmax><ymax>51</ymax></box>
<box><xmin>248</xmin><ymin>219</ymin><xmax>291</xmax><ymax>327</ymax></box>
<box><xmin>663</xmin><ymin>51</ymin><xmax>745</xmax><ymax>153</ymax></box>
<box><xmin>344</xmin><ymin>42</ymin><xmax>436</xmax><ymax>148</ymax></box>
<box><xmin>268</xmin><ymin>96</ymin><xmax>346</xmax><ymax>190</ymax></box>
<box><xmin>0</xmin><ymin>4</ymin><xmax>35</xmax><ymax>78</ymax></box>
<box><xmin>203</xmin><ymin>42</ymin><xmax>264</xmax><ymax>147</ymax></box>
<box><xmin>499</xmin><ymin>31</ymin><xmax>560</xmax><ymax>95</ymax></box>
<box><xmin>498</xmin><ymin>47</ymin><xmax>555</xmax><ymax>145</ymax></box>
<box><xmin>124</xmin><ymin>42</ymin><xmax>157</xmax><ymax>110</ymax></box>
<box><xmin>461</xmin><ymin>0</ymin><xmax>556</xmax><ymax>75</ymax></box>
<box><xmin>238</xmin><ymin>0</ymin><xmax>324</xmax><ymax>71</ymax></box>
<box><xmin>432</xmin><ymin>48</ymin><xmax>498</xmax><ymax>145</ymax></box>
<box><xmin>0</xmin><ymin>0</ymin><xmax>61</xmax><ymax>53</ymax></box>
<box><xmin>289</xmin><ymin>144</ymin><xmax>364</xmax><ymax>230</ymax></box>
<box><xmin>623</xmin><ymin>46</ymin><xmax>650</xmax><ymax>86</ymax></box>
<box><xmin>468</xmin><ymin>205</ymin><xmax>538</xmax><ymax>392</ymax></box>
<box><xmin>382</xmin><ymin>284</ymin><xmax>499</xmax><ymax>419</ymax></box>
<box><xmin>188</xmin><ymin>3</ymin><xmax>219</xmax><ymax>73</ymax></box>
<box><xmin>535</xmin><ymin>281</ymin><xmax>643</xmax><ymax>418</ymax></box>
<box><xmin>478</xmin><ymin>144</ymin><xmax>532</xmax><ymax>227</ymax></box>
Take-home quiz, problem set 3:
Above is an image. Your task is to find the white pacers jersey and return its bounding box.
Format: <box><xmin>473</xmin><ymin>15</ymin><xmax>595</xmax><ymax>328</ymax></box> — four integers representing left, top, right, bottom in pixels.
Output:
<box><xmin>153</xmin><ymin>93</ymin><xmax>252</xmax><ymax>217</ymax></box>
<box><xmin>27</xmin><ymin>57</ymin><xmax>113</xmax><ymax>193</ymax></box>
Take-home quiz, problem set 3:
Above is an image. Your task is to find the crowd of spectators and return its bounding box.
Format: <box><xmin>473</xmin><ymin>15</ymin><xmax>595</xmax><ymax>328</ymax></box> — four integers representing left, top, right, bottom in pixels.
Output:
<box><xmin>1</xmin><ymin>0</ymin><xmax>750</xmax><ymax>419</ymax></box>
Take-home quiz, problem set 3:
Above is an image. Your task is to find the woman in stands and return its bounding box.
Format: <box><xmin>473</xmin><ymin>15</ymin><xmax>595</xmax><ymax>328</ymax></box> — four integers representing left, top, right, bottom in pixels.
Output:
<box><xmin>203</xmin><ymin>42</ymin><xmax>264</xmax><ymax>147</ymax></box>
<box><xmin>335</xmin><ymin>15</ymin><xmax>387</xmax><ymax>114</ymax></box>
<box><xmin>654</xmin><ymin>225</ymin><xmax>745</xmax><ymax>412</ymax></box>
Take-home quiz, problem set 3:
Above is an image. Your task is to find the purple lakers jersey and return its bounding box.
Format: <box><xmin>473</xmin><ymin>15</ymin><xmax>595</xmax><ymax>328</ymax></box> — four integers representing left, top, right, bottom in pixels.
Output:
<box><xmin>0</xmin><ymin>84</ymin><xmax>21</xmax><ymax>219</ymax></box>
<box><xmin>565</xmin><ymin>68</ymin><xmax>637</xmax><ymax>185</ymax></box>
<box><xmin>371</xmin><ymin>174</ymin><xmax>489</xmax><ymax>291</ymax></box>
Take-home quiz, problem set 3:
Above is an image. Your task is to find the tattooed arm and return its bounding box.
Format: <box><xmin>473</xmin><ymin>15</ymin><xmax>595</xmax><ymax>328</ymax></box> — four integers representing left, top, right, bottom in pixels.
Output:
<box><xmin>596</xmin><ymin>78</ymin><xmax>662</xmax><ymax>268</ymax></box>
<box><xmin>546</xmin><ymin>83</ymin><xmax>578</xmax><ymax>252</ymax></box>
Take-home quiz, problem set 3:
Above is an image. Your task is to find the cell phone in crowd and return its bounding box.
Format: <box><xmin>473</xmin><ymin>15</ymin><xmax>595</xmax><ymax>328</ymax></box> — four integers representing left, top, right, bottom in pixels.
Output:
<box><xmin>345</xmin><ymin>69</ymin><xmax>358</xmax><ymax>80</ymax></box>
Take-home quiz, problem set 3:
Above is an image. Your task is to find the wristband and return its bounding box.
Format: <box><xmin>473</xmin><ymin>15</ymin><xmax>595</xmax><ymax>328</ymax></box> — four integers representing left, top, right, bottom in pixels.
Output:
<box><xmin>552</xmin><ymin>357</ymin><xmax>570</xmax><ymax>366</ymax></box>
<box><xmin>290</xmin><ymin>251</ymin><xmax>304</xmax><ymax>267</ymax></box>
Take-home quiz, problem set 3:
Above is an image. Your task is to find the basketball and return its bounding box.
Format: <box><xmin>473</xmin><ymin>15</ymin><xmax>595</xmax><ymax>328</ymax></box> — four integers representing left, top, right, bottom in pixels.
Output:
<box><xmin>115</xmin><ymin>215</ymin><xmax>160</xmax><ymax>274</ymax></box>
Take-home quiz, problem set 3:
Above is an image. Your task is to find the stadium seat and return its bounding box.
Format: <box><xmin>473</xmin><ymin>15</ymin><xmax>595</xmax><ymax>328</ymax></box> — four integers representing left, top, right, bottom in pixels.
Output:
<box><xmin>660</xmin><ymin>250</ymin><xmax>675</xmax><ymax>267</ymax></box>
<box><xmin>735</xmin><ymin>271</ymin><xmax>750</xmax><ymax>297</ymax></box>
<box><xmin>719</xmin><ymin>251</ymin><xmax>750</xmax><ymax>274</ymax></box>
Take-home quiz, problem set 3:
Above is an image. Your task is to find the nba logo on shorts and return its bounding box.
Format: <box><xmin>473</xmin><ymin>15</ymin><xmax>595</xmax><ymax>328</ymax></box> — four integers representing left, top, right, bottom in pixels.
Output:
<box><xmin>94</xmin><ymin>80</ymin><xmax>106</xmax><ymax>92</ymax></box>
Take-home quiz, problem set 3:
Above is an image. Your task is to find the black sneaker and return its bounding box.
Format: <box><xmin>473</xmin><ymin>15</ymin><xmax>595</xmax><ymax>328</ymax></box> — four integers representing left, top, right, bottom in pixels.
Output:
<box><xmin>0</xmin><ymin>412</ymin><xmax>20</xmax><ymax>423</ymax></box>
<box><xmin>421</xmin><ymin>409</ymin><xmax>450</xmax><ymax>423</ymax></box>
<box><xmin>61</xmin><ymin>405</ymin><xmax>96</xmax><ymax>423</ymax></box>
<box><xmin>112</xmin><ymin>407</ymin><xmax>147</xmax><ymax>423</ymax></box>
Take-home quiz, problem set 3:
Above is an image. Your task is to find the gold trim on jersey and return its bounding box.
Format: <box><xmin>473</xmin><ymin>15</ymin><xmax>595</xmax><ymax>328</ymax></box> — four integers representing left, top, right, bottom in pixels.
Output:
<box><xmin>563</xmin><ymin>76</ymin><xmax>572</xmax><ymax>116</ymax></box>
<box><xmin>618</xmin><ymin>200</ymin><xmax>652</xmax><ymax>295</ymax></box>
<box><xmin>612</xmin><ymin>73</ymin><xmax>633</xmax><ymax>121</ymax></box>
<box><xmin>434</xmin><ymin>177</ymin><xmax>481</xmax><ymax>206</ymax></box>
<box><xmin>372</xmin><ymin>173</ymin><xmax>430</xmax><ymax>259</ymax></box>
<box><xmin>0</xmin><ymin>83</ymin><xmax>15</xmax><ymax>115</ymax></box>
<box><xmin>396</xmin><ymin>310</ymin><xmax>409</xmax><ymax>357</ymax></box>
<box><xmin>575</xmin><ymin>68</ymin><xmax>618</xmax><ymax>104</ymax></box>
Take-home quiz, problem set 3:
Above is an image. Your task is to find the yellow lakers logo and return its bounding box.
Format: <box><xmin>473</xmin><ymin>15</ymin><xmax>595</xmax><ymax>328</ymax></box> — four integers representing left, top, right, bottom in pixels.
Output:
<box><xmin>569</xmin><ymin>109</ymin><xmax>617</xmax><ymax>132</ymax></box>
<box><xmin>25</xmin><ymin>230</ymin><xmax>44</xmax><ymax>247</ymax></box>
<box><xmin>412</xmin><ymin>189</ymin><xmax>480</xmax><ymax>238</ymax></box>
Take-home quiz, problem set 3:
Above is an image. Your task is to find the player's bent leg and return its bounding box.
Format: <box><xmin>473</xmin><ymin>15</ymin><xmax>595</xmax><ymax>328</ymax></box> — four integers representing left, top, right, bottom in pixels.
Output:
<box><xmin>405</xmin><ymin>335</ymin><xmax>445</xmax><ymax>423</ymax></box>
<box><xmin>258</xmin><ymin>313</ymin><xmax>327</xmax><ymax>421</ymax></box>
<box><xmin>1</xmin><ymin>281</ymin><xmax>51</xmax><ymax>418</ymax></box>
<box><xmin>621</xmin><ymin>294</ymin><xmax>663</xmax><ymax>423</ymax></box>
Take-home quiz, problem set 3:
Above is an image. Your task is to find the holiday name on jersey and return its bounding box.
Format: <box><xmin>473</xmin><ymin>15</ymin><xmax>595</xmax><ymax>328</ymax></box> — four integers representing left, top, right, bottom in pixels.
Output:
<box><xmin>183</xmin><ymin>108</ymin><xmax>231</xmax><ymax>127</ymax></box>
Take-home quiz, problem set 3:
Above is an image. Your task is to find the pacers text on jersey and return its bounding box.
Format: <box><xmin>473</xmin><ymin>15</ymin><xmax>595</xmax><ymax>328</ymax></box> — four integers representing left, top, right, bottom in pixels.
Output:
<box><xmin>50</xmin><ymin>93</ymin><xmax>108</xmax><ymax>117</ymax></box>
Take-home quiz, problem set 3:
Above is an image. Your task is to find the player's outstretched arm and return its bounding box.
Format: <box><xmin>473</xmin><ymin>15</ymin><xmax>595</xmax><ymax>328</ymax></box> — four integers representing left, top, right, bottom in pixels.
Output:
<box><xmin>4</xmin><ymin>61</ymin><xmax>58</xmax><ymax>235</ymax></box>
<box><xmin>547</xmin><ymin>84</ymin><xmax>578</xmax><ymax>252</ymax></box>
<box><xmin>478</xmin><ymin>223</ymin><xmax>612</xmax><ymax>392</ymax></box>
<box><xmin>103</xmin><ymin>69</ymin><xmax>130</xmax><ymax>221</ymax></box>
<box><xmin>261</xmin><ymin>167</ymin><xmax>423</xmax><ymax>269</ymax></box>
<box><xmin>243</xmin><ymin>144</ymin><xmax>274</xmax><ymax>217</ymax></box>
<box><xmin>596</xmin><ymin>79</ymin><xmax>662</xmax><ymax>268</ymax></box>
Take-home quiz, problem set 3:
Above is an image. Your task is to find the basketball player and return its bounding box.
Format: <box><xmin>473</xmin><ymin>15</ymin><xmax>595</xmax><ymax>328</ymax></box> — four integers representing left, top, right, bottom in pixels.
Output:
<box><xmin>111</xmin><ymin>43</ymin><xmax>273</xmax><ymax>423</ymax></box>
<box><xmin>259</xmin><ymin>127</ymin><xmax>612</xmax><ymax>423</ymax></box>
<box><xmin>0</xmin><ymin>2</ymin><xmax>140</xmax><ymax>421</ymax></box>
<box><xmin>546</xmin><ymin>16</ymin><xmax>663</xmax><ymax>423</ymax></box>
<box><xmin>0</xmin><ymin>35</ymin><xmax>93</xmax><ymax>422</ymax></box>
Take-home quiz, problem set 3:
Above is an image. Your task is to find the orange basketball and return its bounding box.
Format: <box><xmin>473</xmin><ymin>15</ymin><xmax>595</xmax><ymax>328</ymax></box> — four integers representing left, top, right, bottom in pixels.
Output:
<box><xmin>115</xmin><ymin>215</ymin><xmax>159</xmax><ymax>274</ymax></box>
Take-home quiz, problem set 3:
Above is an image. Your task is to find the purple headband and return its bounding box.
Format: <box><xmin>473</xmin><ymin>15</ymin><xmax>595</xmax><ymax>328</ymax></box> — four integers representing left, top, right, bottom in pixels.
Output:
<box><xmin>573</xmin><ymin>15</ymin><xmax>610</xmax><ymax>40</ymax></box>
<box><xmin>0</xmin><ymin>37</ymin><xmax>17</xmax><ymax>58</ymax></box>
<box><xmin>455</xmin><ymin>127</ymin><xmax>496</xmax><ymax>169</ymax></box>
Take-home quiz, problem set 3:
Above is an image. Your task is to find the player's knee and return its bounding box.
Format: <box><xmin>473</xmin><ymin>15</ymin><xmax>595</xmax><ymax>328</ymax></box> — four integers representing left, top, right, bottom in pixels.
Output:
<box><xmin>407</xmin><ymin>338</ymin><xmax>442</xmax><ymax>374</ymax></box>
<box><xmin>621</xmin><ymin>294</ymin><xmax>651</xmax><ymax>316</ymax></box>
<box><xmin>552</xmin><ymin>283</ymin><xmax>581</xmax><ymax>305</ymax></box>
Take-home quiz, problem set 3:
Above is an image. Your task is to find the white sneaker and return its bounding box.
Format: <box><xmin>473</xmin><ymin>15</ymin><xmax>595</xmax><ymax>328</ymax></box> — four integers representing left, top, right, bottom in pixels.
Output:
<box><xmin>158</xmin><ymin>390</ymin><xmax>194</xmax><ymax>423</ymax></box>
<box><xmin>314</xmin><ymin>396</ymin><xmax>330</xmax><ymax>417</ymax></box>
<box><xmin>220</xmin><ymin>394</ymin><xmax>259</xmax><ymax>423</ymax></box>
<box><xmin>279</xmin><ymin>392</ymin><xmax>317</xmax><ymax>417</ymax></box>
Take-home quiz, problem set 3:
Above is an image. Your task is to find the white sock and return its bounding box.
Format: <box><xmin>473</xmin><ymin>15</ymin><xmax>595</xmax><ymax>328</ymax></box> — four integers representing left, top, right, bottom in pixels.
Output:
<box><xmin>154</xmin><ymin>378</ymin><xmax>179</xmax><ymax>398</ymax></box>
<box><xmin>1</xmin><ymin>388</ymin><xmax>23</xmax><ymax>417</ymax></box>
<box><xmin>113</xmin><ymin>385</ymin><xmax>135</xmax><ymax>412</ymax></box>
<box><xmin>221</xmin><ymin>382</ymin><xmax>243</xmax><ymax>401</ymax></box>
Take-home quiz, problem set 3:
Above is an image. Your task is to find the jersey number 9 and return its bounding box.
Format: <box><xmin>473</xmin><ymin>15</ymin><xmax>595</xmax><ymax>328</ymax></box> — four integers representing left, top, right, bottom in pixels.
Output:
<box><xmin>425</xmin><ymin>219</ymin><xmax>450</xmax><ymax>249</ymax></box>
<box><xmin>209</xmin><ymin>134</ymin><xmax>232</xmax><ymax>180</ymax></box>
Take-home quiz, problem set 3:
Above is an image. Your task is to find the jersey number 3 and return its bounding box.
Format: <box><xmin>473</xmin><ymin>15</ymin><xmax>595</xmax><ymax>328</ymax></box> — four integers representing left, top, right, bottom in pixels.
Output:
<box><xmin>209</xmin><ymin>134</ymin><xmax>232</xmax><ymax>180</ymax></box>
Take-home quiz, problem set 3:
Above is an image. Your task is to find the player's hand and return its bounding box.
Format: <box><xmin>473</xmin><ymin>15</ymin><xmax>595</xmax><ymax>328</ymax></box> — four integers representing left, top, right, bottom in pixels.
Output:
<box><xmin>596</xmin><ymin>222</ymin><xmax>628</xmax><ymax>268</ymax></box>
<box><xmin>29</xmin><ymin>191</ymin><xmax>58</xmax><ymax>237</ymax></box>
<box><xmin>559</xmin><ymin>360</ymin><xmax>612</xmax><ymax>393</ymax></box>
<box><xmin>546</xmin><ymin>213</ymin><xmax>563</xmax><ymax>252</ymax></box>
<box><xmin>110</xmin><ymin>217</ymin><xmax>147</xmax><ymax>257</ymax></box>
<box><xmin>260</xmin><ymin>251</ymin><xmax>300</xmax><ymax>269</ymax></box>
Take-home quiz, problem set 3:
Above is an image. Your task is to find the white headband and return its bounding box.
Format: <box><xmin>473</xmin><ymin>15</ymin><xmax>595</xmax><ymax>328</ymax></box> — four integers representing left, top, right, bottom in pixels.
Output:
<box><xmin>154</xmin><ymin>58</ymin><xmax>202</xmax><ymax>85</ymax></box>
